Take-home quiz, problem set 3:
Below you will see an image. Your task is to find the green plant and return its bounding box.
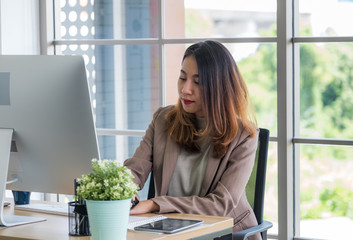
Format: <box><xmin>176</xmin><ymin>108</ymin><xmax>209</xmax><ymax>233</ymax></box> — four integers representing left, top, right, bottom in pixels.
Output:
<box><xmin>320</xmin><ymin>186</ymin><xmax>353</xmax><ymax>218</ymax></box>
<box><xmin>301</xmin><ymin>185</ymin><xmax>353</xmax><ymax>220</ymax></box>
<box><xmin>76</xmin><ymin>159</ymin><xmax>139</xmax><ymax>201</ymax></box>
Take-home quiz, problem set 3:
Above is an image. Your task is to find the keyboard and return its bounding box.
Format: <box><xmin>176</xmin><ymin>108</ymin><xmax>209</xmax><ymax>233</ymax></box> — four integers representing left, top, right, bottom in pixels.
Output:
<box><xmin>14</xmin><ymin>202</ymin><xmax>68</xmax><ymax>216</ymax></box>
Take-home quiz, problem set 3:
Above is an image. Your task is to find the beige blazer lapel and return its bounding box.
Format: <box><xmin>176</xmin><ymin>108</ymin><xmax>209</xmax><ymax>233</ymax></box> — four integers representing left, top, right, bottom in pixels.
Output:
<box><xmin>199</xmin><ymin>145</ymin><xmax>221</xmax><ymax>197</ymax></box>
<box><xmin>160</xmin><ymin>137</ymin><xmax>180</xmax><ymax>195</ymax></box>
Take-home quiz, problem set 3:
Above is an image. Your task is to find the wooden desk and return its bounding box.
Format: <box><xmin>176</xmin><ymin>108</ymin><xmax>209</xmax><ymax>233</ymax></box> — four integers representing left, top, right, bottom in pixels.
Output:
<box><xmin>0</xmin><ymin>203</ymin><xmax>233</xmax><ymax>240</ymax></box>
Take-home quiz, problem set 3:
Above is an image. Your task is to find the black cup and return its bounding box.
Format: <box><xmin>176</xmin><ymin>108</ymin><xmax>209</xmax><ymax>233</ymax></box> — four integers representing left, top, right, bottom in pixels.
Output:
<box><xmin>12</xmin><ymin>191</ymin><xmax>31</xmax><ymax>205</ymax></box>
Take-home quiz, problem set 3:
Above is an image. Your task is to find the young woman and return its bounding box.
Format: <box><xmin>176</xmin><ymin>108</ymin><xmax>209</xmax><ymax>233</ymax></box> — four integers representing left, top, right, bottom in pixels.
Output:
<box><xmin>124</xmin><ymin>40</ymin><xmax>260</xmax><ymax>239</ymax></box>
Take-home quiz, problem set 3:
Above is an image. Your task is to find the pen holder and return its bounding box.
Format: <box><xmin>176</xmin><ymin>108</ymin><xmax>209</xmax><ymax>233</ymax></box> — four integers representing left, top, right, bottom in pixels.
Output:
<box><xmin>68</xmin><ymin>201</ymin><xmax>91</xmax><ymax>236</ymax></box>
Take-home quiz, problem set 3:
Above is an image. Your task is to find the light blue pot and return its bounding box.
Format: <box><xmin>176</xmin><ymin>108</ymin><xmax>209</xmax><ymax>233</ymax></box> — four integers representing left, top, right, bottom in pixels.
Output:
<box><xmin>86</xmin><ymin>198</ymin><xmax>131</xmax><ymax>240</ymax></box>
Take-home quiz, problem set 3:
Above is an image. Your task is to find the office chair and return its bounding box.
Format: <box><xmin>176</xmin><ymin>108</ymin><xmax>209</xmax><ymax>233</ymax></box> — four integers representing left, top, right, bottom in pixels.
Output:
<box><xmin>230</xmin><ymin>128</ymin><xmax>273</xmax><ymax>240</ymax></box>
<box><xmin>148</xmin><ymin>128</ymin><xmax>272</xmax><ymax>240</ymax></box>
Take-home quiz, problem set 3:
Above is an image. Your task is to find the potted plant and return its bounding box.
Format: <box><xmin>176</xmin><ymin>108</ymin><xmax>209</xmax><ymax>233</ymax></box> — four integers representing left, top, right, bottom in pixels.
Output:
<box><xmin>76</xmin><ymin>159</ymin><xmax>138</xmax><ymax>240</ymax></box>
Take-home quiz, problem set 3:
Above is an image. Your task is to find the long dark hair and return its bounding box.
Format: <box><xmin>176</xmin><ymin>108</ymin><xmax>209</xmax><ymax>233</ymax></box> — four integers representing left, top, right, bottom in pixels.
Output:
<box><xmin>166</xmin><ymin>40</ymin><xmax>256</xmax><ymax>158</ymax></box>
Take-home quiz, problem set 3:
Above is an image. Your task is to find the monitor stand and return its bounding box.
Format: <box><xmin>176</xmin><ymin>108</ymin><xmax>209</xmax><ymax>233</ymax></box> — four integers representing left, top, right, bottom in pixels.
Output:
<box><xmin>0</xmin><ymin>129</ymin><xmax>45</xmax><ymax>227</ymax></box>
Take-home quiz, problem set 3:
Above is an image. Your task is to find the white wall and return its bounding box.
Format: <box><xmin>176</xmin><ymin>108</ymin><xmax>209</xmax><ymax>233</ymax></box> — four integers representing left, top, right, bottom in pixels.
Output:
<box><xmin>0</xmin><ymin>0</ymin><xmax>40</xmax><ymax>54</ymax></box>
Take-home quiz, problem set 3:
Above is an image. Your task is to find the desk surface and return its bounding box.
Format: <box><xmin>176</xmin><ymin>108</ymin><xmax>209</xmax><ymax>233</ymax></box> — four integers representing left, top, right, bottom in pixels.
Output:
<box><xmin>1</xmin><ymin>202</ymin><xmax>233</xmax><ymax>240</ymax></box>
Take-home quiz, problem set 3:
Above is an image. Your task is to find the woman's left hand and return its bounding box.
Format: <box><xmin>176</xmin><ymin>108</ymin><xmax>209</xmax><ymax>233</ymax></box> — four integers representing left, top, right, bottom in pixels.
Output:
<box><xmin>130</xmin><ymin>199</ymin><xmax>159</xmax><ymax>215</ymax></box>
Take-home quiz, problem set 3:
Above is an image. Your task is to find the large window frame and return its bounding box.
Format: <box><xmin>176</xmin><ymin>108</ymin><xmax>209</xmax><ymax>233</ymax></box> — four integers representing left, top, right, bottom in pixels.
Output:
<box><xmin>34</xmin><ymin>0</ymin><xmax>353</xmax><ymax>239</ymax></box>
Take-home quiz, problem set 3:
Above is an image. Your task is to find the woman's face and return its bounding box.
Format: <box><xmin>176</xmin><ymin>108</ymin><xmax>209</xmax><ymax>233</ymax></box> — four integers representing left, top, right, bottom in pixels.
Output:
<box><xmin>178</xmin><ymin>55</ymin><xmax>205</xmax><ymax>117</ymax></box>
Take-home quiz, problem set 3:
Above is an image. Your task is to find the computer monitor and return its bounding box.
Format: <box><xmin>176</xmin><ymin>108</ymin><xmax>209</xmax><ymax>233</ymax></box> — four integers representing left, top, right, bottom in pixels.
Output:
<box><xmin>0</xmin><ymin>55</ymin><xmax>100</xmax><ymax>226</ymax></box>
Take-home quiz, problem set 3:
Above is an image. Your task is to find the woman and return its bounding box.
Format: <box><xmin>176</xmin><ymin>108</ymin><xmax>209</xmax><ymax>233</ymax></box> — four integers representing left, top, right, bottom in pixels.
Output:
<box><xmin>124</xmin><ymin>40</ymin><xmax>260</xmax><ymax>239</ymax></box>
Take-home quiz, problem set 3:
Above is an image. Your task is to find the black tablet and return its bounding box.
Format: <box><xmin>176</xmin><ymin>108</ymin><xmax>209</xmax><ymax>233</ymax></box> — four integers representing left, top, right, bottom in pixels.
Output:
<box><xmin>134</xmin><ymin>218</ymin><xmax>204</xmax><ymax>234</ymax></box>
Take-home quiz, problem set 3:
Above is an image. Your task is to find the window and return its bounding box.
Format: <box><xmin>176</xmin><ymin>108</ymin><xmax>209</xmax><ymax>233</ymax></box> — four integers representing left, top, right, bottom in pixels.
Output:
<box><xmin>295</xmin><ymin>1</ymin><xmax>353</xmax><ymax>239</ymax></box>
<box><xmin>53</xmin><ymin>0</ymin><xmax>280</xmax><ymax>232</ymax></box>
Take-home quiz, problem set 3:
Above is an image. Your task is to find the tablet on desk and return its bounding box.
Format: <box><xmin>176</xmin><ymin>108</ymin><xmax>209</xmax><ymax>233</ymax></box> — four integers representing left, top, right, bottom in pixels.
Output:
<box><xmin>134</xmin><ymin>218</ymin><xmax>203</xmax><ymax>234</ymax></box>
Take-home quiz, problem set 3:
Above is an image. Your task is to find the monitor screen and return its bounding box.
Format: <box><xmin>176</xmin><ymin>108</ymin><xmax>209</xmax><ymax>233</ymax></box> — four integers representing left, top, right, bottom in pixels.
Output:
<box><xmin>0</xmin><ymin>55</ymin><xmax>100</xmax><ymax>204</ymax></box>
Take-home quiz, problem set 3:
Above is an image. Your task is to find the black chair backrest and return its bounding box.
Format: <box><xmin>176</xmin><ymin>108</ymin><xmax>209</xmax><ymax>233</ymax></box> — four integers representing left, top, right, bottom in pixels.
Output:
<box><xmin>148</xmin><ymin>128</ymin><xmax>270</xmax><ymax>225</ymax></box>
<box><xmin>245</xmin><ymin>128</ymin><xmax>270</xmax><ymax>224</ymax></box>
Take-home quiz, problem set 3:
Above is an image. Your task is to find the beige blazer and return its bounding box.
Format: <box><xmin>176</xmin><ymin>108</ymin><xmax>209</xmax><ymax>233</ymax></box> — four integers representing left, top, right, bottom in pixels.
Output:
<box><xmin>124</xmin><ymin>106</ymin><xmax>261</xmax><ymax>240</ymax></box>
